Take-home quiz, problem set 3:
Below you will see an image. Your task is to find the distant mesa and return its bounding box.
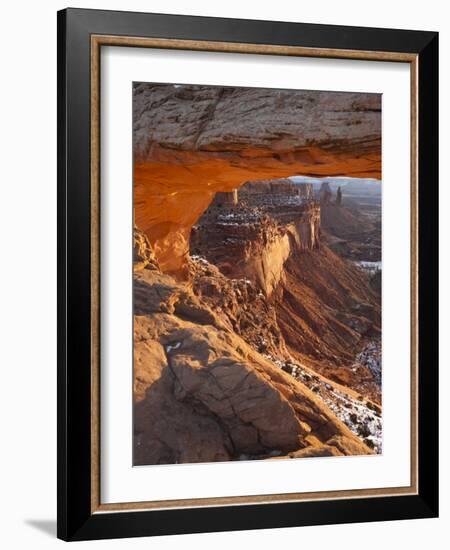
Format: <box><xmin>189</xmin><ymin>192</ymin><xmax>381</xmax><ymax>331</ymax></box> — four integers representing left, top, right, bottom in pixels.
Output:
<box><xmin>319</xmin><ymin>181</ymin><xmax>333</xmax><ymax>204</ymax></box>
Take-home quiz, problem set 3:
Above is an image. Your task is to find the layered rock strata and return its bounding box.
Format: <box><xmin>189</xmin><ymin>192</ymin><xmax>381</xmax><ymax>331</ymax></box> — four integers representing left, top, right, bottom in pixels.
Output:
<box><xmin>191</xmin><ymin>182</ymin><xmax>320</xmax><ymax>296</ymax></box>
<box><xmin>190</xmin><ymin>181</ymin><xmax>381</xmax><ymax>402</ymax></box>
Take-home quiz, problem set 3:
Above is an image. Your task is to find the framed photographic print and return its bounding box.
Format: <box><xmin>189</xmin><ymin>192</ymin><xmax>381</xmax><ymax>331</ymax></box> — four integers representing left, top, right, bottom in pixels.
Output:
<box><xmin>57</xmin><ymin>8</ymin><xmax>438</xmax><ymax>541</ymax></box>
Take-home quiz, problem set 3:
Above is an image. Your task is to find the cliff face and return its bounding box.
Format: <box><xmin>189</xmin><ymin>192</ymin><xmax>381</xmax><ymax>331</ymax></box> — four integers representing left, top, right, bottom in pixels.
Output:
<box><xmin>191</xmin><ymin>181</ymin><xmax>381</xmax><ymax>402</ymax></box>
<box><xmin>133</xmin><ymin>84</ymin><xmax>381</xmax><ymax>274</ymax></box>
<box><xmin>191</xmin><ymin>182</ymin><xmax>320</xmax><ymax>296</ymax></box>
<box><xmin>277</xmin><ymin>247</ymin><xmax>380</xmax><ymax>400</ymax></box>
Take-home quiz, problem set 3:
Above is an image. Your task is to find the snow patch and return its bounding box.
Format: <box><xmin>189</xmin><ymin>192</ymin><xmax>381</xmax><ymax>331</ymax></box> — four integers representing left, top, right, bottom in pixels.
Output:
<box><xmin>166</xmin><ymin>342</ymin><xmax>182</xmax><ymax>353</ymax></box>
<box><xmin>356</xmin><ymin>260</ymin><xmax>382</xmax><ymax>275</ymax></box>
<box><xmin>265</xmin><ymin>353</ymin><xmax>382</xmax><ymax>453</ymax></box>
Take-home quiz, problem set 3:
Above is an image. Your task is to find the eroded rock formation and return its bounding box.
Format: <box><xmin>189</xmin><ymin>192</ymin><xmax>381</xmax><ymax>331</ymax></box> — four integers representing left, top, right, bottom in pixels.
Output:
<box><xmin>190</xmin><ymin>181</ymin><xmax>381</xmax><ymax>402</ymax></box>
<box><xmin>191</xmin><ymin>181</ymin><xmax>320</xmax><ymax>296</ymax></box>
<box><xmin>132</xmin><ymin>84</ymin><xmax>383</xmax><ymax>464</ymax></box>
<box><xmin>133</xmin><ymin>229</ymin><xmax>372</xmax><ymax>465</ymax></box>
<box><xmin>133</xmin><ymin>84</ymin><xmax>381</xmax><ymax>273</ymax></box>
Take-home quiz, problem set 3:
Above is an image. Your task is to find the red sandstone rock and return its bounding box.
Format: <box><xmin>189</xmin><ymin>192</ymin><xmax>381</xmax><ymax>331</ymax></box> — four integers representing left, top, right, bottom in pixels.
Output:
<box><xmin>191</xmin><ymin>181</ymin><xmax>321</xmax><ymax>295</ymax></box>
<box><xmin>133</xmin><ymin>84</ymin><xmax>381</xmax><ymax>273</ymax></box>
<box><xmin>133</xmin><ymin>225</ymin><xmax>160</xmax><ymax>271</ymax></box>
<box><xmin>131</xmin><ymin>84</ymin><xmax>383</xmax><ymax>463</ymax></box>
<box><xmin>190</xmin><ymin>181</ymin><xmax>381</xmax><ymax>402</ymax></box>
<box><xmin>133</xmin><ymin>249</ymin><xmax>372</xmax><ymax>465</ymax></box>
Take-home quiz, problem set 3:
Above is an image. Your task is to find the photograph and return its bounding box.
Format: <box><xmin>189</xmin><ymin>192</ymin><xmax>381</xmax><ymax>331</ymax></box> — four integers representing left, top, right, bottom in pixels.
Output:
<box><xmin>50</xmin><ymin>3</ymin><xmax>439</xmax><ymax>543</ymax></box>
<box><xmin>0</xmin><ymin>1</ymin><xmax>442</xmax><ymax>546</ymax></box>
<box><xmin>132</xmin><ymin>83</ymin><xmax>383</xmax><ymax>466</ymax></box>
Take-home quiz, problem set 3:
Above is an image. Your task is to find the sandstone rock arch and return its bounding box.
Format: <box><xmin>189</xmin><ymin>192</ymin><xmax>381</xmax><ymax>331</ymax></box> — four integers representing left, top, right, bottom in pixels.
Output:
<box><xmin>133</xmin><ymin>84</ymin><xmax>381</xmax><ymax>274</ymax></box>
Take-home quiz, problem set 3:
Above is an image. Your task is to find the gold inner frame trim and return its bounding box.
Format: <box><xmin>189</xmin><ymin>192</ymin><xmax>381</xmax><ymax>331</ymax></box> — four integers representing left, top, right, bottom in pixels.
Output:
<box><xmin>90</xmin><ymin>34</ymin><xmax>419</xmax><ymax>514</ymax></box>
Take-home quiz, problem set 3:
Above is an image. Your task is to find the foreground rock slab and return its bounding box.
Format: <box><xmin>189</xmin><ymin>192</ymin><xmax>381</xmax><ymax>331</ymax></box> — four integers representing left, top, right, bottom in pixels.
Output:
<box><xmin>133</xmin><ymin>231</ymin><xmax>372</xmax><ymax>465</ymax></box>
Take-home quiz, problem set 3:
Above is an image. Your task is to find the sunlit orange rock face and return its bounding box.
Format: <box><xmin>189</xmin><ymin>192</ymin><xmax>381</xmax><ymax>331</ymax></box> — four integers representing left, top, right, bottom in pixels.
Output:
<box><xmin>133</xmin><ymin>84</ymin><xmax>381</xmax><ymax>274</ymax></box>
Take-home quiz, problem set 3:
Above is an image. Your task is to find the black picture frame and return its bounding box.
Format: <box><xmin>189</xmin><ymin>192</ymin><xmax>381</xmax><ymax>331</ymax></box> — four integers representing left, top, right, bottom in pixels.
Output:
<box><xmin>57</xmin><ymin>7</ymin><xmax>438</xmax><ymax>541</ymax></box>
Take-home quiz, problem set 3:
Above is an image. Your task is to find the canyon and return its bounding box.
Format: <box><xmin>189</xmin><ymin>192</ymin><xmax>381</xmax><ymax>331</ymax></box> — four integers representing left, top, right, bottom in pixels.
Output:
<box><xmin>133</xmin><ymin>83</ymin><xmax>382</xmax><ymax>465</ymax></box>
<box><xmin>190</xmin><ymin>180</ymin><xmax>381</xmax><ymax>402</ymax></box>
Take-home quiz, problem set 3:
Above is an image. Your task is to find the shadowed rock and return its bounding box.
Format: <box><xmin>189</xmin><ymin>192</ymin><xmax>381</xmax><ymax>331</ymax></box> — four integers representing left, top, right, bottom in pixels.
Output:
<box><xmin>133</xmin><ymin>252</ymin><xmax>372</xmax><ymax>465</ymax></box>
